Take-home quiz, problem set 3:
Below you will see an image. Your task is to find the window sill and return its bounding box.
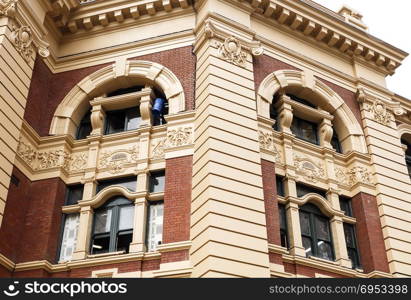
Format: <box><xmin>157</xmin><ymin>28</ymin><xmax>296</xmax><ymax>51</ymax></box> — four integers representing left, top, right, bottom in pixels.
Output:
<box><xmin>87</xmin><ymin>250</ymin><xmax>125</xmax><ymax>259</ymax></box>
<box><xmin>307</xmin><ymin>255</ymin><xmax>338</xmax><ymax>265</ymax></box>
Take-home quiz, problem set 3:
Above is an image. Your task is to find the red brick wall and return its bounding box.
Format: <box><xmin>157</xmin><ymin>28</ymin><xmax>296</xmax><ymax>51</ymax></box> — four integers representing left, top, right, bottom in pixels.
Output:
<box><xmin>283</xmin><ymin>262</ymin><xmax>349</xmax><ymax>278</ymax></box>
<box><xmin>0</xmin><ymin>168</ymin><xmax>31</xmax><ymax>261</ymax></box>
<box><xmin>0</xmin><ymin>265</ymin><xmax>11</xmax><ymax>278</ymax></box>
<box><xmin>319</xmin><ymin>78</ymin><xmax>362</xmax><ymax>127</ymax></box>
<box><xmin>253</xmin><ymin>55</ymin><xmax>300</xmax><ymax>91</ymax></box>
<box><xmin>163</xmin><ymin>156</ymin><xmax>192</xmax><ymax>245</ymax></box>
<box><xmin>261</xmin><ymin>160</ymin><xmax>281</xmax><ymax>246</ymax></box>
<box><xmin>161</xmin><ymin>250</ymin><xmax>189</xmax><ymax>264</ymax></box>
<box><xmin>130</xmin><ymin>46</ymin><xmax>196</xmax><ymax>111</ymax></box>
<box><xmin>351</xmin><ymin>192</ymin><xmax>389</xmax><ymax>273</ymax></box>
<box><xmin>25</xmin><ymin>46</ymin><xmax>196</xmax><ymax>137</ymax></box>
<box><xmin>16</xmin><ymin>177</ymin><xmax>66</xmax><ymax>264</ymax></box>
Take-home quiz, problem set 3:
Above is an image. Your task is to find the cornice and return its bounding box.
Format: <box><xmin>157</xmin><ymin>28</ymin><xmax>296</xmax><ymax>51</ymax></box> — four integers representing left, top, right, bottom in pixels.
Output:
<box><xmin>236</xmin><ymin>0</ymin><xmax>407</xmax><ymax>75</ymax></box>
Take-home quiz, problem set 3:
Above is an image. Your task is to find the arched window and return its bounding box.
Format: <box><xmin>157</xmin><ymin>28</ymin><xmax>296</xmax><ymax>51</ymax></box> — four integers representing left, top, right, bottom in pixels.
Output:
<box><xmin>76</xmin><ymin>110</ymin><xmax>92</xmax><ymax>140</ymax></box>
<box><xmin>299</xmin><ymin>203</ymin><xmax>334</xmax><ymax>261</ymax></box>
<box><xmin>401</xmin><ymin>138</ymin><xmax>411</xmax><ymax>179</ymax></box>
<box><xmin>91</xmin><ymin>196</ymin><xmax>134</xmax><ymax>255</ymax></box>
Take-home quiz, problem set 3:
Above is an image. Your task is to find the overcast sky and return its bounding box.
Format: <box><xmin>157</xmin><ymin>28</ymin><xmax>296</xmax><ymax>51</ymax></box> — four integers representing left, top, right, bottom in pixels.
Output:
<box><xmin>313</xmin><ymin>0</ymin><xmax>411</xmax><ymax>99</ymax></box>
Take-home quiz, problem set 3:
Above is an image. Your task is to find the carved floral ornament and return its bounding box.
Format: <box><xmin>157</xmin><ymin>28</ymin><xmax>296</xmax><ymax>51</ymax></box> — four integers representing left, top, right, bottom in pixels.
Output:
<box><xmin>17</xmin><ymin>139</ymin><xmax>88</xmax><ymax>173</ymax></box>
<box><xmin>151</xmin><ymin>127</ymin><xmax>194</xmax><ymax>159</ymax></box>
<box><xmin>294</xmin><ymin>155</ymin><xmax>325</xmax><ymax>183</ymax></box>
<box><xmin>217</xmin><ymin>36</ymin><xmax>247</xmax><ymax>67</ymax></box>
<box><xmin>258</xmin><ymin>131</ymin><xmax>282</xmax><ymax>164</ymax></box>
<box><xmin>98</xmin><ymin>146</ymin><xmax>139</xmax><ymax>174</ymax></box>
<box><xmin>10</xmin><ymin>25</ymin><xmax>33</xmax><ymax>61</ymax></box>
<box><xmin>0</xmin><ymin>0</ymin><xmax>17</xmax><ymax>17</ymax></box>
<box><xmin>335</xmin><ymin>166</ymin><xmax>373</xmax><ymax>187</ymax></box>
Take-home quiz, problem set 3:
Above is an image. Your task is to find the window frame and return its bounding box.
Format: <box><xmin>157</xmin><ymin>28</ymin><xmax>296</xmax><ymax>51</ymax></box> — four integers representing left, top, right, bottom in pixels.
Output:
<box><xmin>278</xmin><ymin>204</ymin><xmax>289</xmax><ymax>249</ymax></box>
<box><xmin>96</xmin><ymin>176</ymin><xmax>137</xmax><ymax>193</ymax></box>
<box><xmin>296</xmin><ymin>182</ymin><xmax>327</xmax><ymax>199</ymax></box>
<box><xmin>65</xmin><ymin>184</ymin><xmax>84</xmax><ymax>206</ymax></box>
<box><xmin>76</xmin><ymin>110</ymin><xmax>92</xmax><ymax>140</ymax></box>
<box><xmin>90</xmin><ymin>197</ymin><xmax>134</xmax><ymax>255</ymax></box>
<box><xmin>104</xmin><ymin>107</ymin><xmax>141</xmax><ymax>135</ymax></box>
<box><xmin>149</xmin><ymin>170</ymin><xmax>166</xmax><ymax>194</ymax></box>
<box><xmin>299</xmin><ymin>203</ymin><xmax>335</xmax><ymax>261</ymax></box>
<box><xmin>291</xmin><ymin>116</ymin><xmax>319</xmax><ymax>145</ymax></box>
<box><xmin>339</xmin><ymin>196</ymin><xmax>353</xmax><ymax>217</ymax></box>
<box><xmin>343</xmin><ymin>223</ymin><xmax>361</xmax><ymax>269</ymax></box>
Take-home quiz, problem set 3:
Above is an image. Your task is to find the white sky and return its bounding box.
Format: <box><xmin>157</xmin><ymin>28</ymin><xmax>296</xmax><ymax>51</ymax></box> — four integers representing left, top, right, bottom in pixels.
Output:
<box><xmin>313</xmin><ymin>0</ymin><xmax>411</xmax><ymax>99</ymax></box>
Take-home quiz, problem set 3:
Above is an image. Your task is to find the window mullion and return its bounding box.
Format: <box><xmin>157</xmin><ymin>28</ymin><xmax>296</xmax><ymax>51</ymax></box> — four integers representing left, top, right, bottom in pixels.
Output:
<box><xmin>109</xmin><ymin>206</ymin><xmax>120</xmax><ymax>252</ymax></box>
<box><xmin>310</xmin><ymin>213</ymin><xmax>318</xmax><ymax>257</ymax></box>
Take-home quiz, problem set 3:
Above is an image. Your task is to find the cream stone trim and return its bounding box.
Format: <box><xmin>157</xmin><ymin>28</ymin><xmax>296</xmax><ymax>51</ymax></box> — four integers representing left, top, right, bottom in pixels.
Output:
<box><xmin>156</xmin><ymin>240</ymin><xmax>192</xmax><ymax>253</ymax></box>
<box><xmin>91</xmin><ymin>268</ymin><xmax>118</xmax><ymax>278</ymax></box>
<box><xmin>50</xmin><ymin>60</ymin><xmax>186</xmax><ymax>137</ymax></box>
<box><xmin>0</xmin><ymin>253</ymin><xmax>15</xmax><ymax>271</ymax></box>
<box><xmin>153</xmin><ymin>260</ymin><xmax>192</xmax><ymax>278</ymax></box>
<box><xmin>257</xmin><ymin>69</ymin><xmax>366</xmax><ymax>154</ymax></box>
<box><xmin>288</xmin><ymin>194</ymin><xmax>344</xmax><ymax>218</ymax></box>
<box><xmin>268</xmin><ymin>243</ymin><xmax>289</xmax><ymax>255</ymax></box>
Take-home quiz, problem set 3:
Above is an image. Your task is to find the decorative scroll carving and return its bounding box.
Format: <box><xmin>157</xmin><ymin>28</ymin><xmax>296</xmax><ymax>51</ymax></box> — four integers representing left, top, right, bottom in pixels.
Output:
<box><xmin>258</xmin><ymin>131</ymin><xmax>281</xmax><ymax>163</ymax></box>
<box><xmin>0</xmin><ymin>0</ymin><xmax>17</xmax><ymax>18</ymax></box>
<box><xmin>17</xmin><ymin>140</ymin><xmax>36</xmax><ymax>167</ymax></box>
<box><xmin>294</xmin><ymin>155</ymin><xmax>325</xmax><ymax>183</ymax></box>
<box><xmin>335</xmin><ymin>166</ymin><xmax>372</xmax><ymax>187</ymax></box>
<box><xmin>17</xmin><ymin>139</ymin><xmax>88</xmax><ymax>173</ymax></box>
<box><xmin>10</xmin><ymin>25</ymin><xmax>34</xmax><ymax>61</ymax></box>
<box><xmin>99</xmin><ymin>146</ymin><xmax>139</xmax><ymax>174</ymax></box>
<box><xmin>217</xmin><ymin>36</ymin><xmax>247</xmax><ymax>67</ymax></box>
<box><xmin>64</xmin><ymin>153</ymin><xmax>88</xmax><ymax>172</ymax></box>
<box><xmin>166</xmin><ymin>127</ymin><xmax>193</xmax><ymax>148</ymax></box>
<box><xmin>362</xmin><ymin>100</ymin><xmax>393</xmax><ymax>126</ymax></box>
<box><xmin>151</xmin><ymin>138</ymin><xmax>166</xmax><ymax>159</ymax></box>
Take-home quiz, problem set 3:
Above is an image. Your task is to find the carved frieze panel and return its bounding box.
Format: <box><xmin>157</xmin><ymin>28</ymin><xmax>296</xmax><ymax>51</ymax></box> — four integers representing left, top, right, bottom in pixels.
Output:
<box><xmin>258</xmin><ymin>130</ymin><xmax>282</xmax><ymax>164</ymax></box>
<box><xmin>166</xmin><ymin>127</ymin><xmax>193</xmax><ymax>148</ymax></box>
<box><xmin>216</xmin><ymin>36</ymin><xmax>247</xmax><ymax>67</ymax></box>
<box><xmin>294</xmin><ymin>155</ymin><xmax>325</xmax><ymax>183</ymax></box>
<box><xmin>335</xmin><ymin>166</ymin><xmax>373</xmax><ymax>187</ymax></box>
<box><xmin>98</xmin><ymin>146</ymin><xmax>139</xmax><ymax>174</ymax></box>
<box><xmin>364</xmin><ymin>100</ymin><xmax>393</xmax><ymax>126</ymax></box>
<box><xmin>10</xmin><ymin>25</ymin><xmax>34</xmax><ymax>62</ymax></box>
<box><xmin>151</xmin><ymin>138</ymin><xmax>166</xmax><ymax>159</ymax></box>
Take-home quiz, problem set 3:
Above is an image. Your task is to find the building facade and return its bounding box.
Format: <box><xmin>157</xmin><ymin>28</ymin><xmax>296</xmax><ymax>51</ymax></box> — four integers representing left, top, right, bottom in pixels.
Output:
<box><xmin>0</xmin><ymin>0</ymin><xmax>410</xmax><ymax>278</ymax></box>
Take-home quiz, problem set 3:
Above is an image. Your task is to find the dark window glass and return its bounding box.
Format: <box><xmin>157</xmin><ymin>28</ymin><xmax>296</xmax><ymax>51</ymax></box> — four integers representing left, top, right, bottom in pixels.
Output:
<box><xmin>299</xmin><ymin>203</ymin><xmax>334</xmax><ymax>261</ymax></box>
<box><xmin>276</xmin><ymin>176</ymin><xmax>285</xmax><ymax>196</ymax></box>
<box><xmin>149</xmin><ymin>171</ymin><xmax>165</xmax><ymax>193</ymax></box>
<box><xmin>65</xmin><ymin>184</ymin><xmax>84</xmax><ymax>205</ymax></box>
<box><xmin>76</xmin><ymin>111</ymin><xmax>92</xmax><ymax>140</ymax></box>
<box><xmin>278</xmin><ymin>204</ymin><xmax>288</xmax><ymax>248</ymax></box>
<box><xmin>331</xmin><ymin>132</ymin><xmax>343</xmax><ymax>153</ymax></box>
<box><xmin>287</xmin><ymin>94</ymin><xmax>316</xmax><ymax>108</ymax></box>
<box><xmin>339</xmin><ymin>196</ymin><xmax>353</xmax><ymax>217</ymax></box>
<box><xmin>402</xmin><ymin>139</ymin><xmax>411</xmax><ymax>178</ymax></box>
<box><xmin>105</xmin><ymin>107</ymin><xmax>141</xmax><ymax>135</ymax></box>
<box><xmin>343</xmin><ymin>223</ymin><xmax>361</xmax><ymax>269</ymax></box>
<box><xmin>91</xmin><ymin>196</ymin><xmax>133</xmax><ymax>255</ymax></box>
<box><xmin>296</xmin><ymin>183</ymin><xmax>327</xmax><ymax>199</ymax></box>
<box><xmin>291</xmin><ymin>117</ymin><xmax>319</xmax><ymax>145</ymax></box>
<box><xmin>97</xmin><ymin>176</ymin><xmax>136</xmax><ymax>193</ymax></box>
<box><xmin>107</xmin><ymin>86</ymin><xmax>143</xmax><ymax>97</ymax></box>
<box><xmin>270</xmin><ymin>102</ymin><xmax>279</xmax><ymax>131</ymax></box>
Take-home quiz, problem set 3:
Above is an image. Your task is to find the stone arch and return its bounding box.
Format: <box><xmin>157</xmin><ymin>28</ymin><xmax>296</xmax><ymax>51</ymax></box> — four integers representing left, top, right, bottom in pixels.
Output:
<box><xmin>80</xmin><ymin>186</ymin><xmax>137</xmax><ymax>209</ymax></box>
<box><xmin>398</xmin><ymin>124</ymin><xmax>411</xmax><ymax>142</ymax></box>
<box><xmin>257</xmin><ymin>69</ymin><xmax>367</xmax><ymax>153</ymax></box>
<box><xmin>50</xmin><ymin>60</ymin><xmax>185</xmax><ymax>137</ymax></box>
<box><xmin>297</xmin><ymin>193</ymin><xmax>341</xmax><ymax>217</ymax></box>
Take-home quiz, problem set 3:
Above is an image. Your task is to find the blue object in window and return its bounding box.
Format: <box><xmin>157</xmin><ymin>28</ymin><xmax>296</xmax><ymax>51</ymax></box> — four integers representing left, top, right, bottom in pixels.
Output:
<box><xmin>153</xmin><ymin>98</ymin><xmax>165</xmax><ymax>113</ymax></box>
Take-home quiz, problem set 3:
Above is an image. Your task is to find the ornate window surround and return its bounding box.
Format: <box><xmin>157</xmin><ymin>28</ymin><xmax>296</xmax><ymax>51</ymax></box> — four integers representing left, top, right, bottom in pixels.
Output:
<box><xmin>50</xmin><ymin>60</ymin><xmax>186</xmax><ymax>138</ymax></box>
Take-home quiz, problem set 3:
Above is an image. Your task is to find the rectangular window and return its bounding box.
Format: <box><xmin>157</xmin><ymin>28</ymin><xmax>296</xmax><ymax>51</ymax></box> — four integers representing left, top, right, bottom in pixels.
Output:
<box><xmin>149</xmin><ymin>171</ymin><xmax>165</xmax><ymax>193</ymax></box>
<box><xmin>59</xmin><ymin>214</ymin><xmax>80</xmax><ymax>262</ymax></box>
<box><xmin>291</xmin><ymin>117</ymin><xmax>319</xmax><ymax>145</ymax></box>
<box><xmin>296</xmin><ymin>183</ymin><xmax>327</xmax><ymax>199</ymax></box>
<box><xmin>343</xmin><ymin>223</ymin><xmax>361</xmax><ymax>269</ymax></box>
<box><xmin>146</xmin><ymin>202</ymin><xmax>164</xmax><ymax>251</ymax></box>
<box><xmin>65</xmin><ymin>184</ymin><xmax>84</xmax><ymax>206</ymax></box>
<box><xmin>339</xmin><ymin>196</ymin><xmax>353</xmax><ymax>217</ymax></box>
<box><xmin>97</xmin><ymin>176</ymin><xmax>136</xmax><ymax>193</ymax></box>
<box><xmin>105</xmin><ymin>107</ymin><xmax>141</xmax><ymax>135</ymax></box>
<box><xmin>276</xmin><ymin>175</ymin><xmax>285</xmax><ymax>197</ymax></box>
<box><xmin>278</xmin><ymin>204</ymin><xmax>288</xmax><ymax>249</ymax></box>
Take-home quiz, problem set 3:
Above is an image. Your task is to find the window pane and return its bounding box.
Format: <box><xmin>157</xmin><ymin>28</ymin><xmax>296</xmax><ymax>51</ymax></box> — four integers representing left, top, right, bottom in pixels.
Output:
<box><xmin>147</xmin><ymin>203</ymin><xmax>164</xmax><ymax>251</ymax></box>
<box><xmin>317</xmin><ymin>241</ymin><xmax>333</xmax><ymax>260</ymax></box>
<box><xmin>66</xmin><ymin>184</ymin><xmax>84</xmax><ymax>205</ymax></box>
<box><xmin>344</xmin><ymin>223</ymin><xmax>356</xmax><ymax>248</ymax></box>
<box><xmin>94</xmin><ymin>208</ymin><xmax>112</xmax><ymax>234</ymax></box>
<box><xmin>280</xmin><ymin>231</ymin><xmax>288</xmax><ymax>249</ymax></box>
<box><xmin>276</xmin><ymin>176</ymin><xmax>284</xmax><ymax>196</ymax></box>
<box><xmin>59</xmin><ymin>214</ymin><xmax>79</xmax><ymax>262</ymax></box>
<box><xmin>125</xmin><ymin>108</ymin><xmax>141</xmax><ymax>130</ymax></box>
<box><xmin>279</xmin><ymin>204</ymin><xmax>286</xmax><ymax>230</ymax></box>
<box><xmin>149</xmin><ymin>171</ymin><xmax>165</xmax><ymax>193</ymax></box>
<box><xmin>302</xmin><ymin>236</ymin><xmax>312</xmax><ymax>257</ymax></box>
<box><xmin>97</xmin><ymin>176</ymin><xmax>136</xmax><ymax>193</ymax></box>
<box><xmin>91</xmin><ymin>235</ymin><xmax>110</xmax><ymax>254</ymax></box>
<box><xmin>300</xmin><ymin>120</ymin><xmax>317</xmax><ymax>144</ymax></box>
<box><xmin>117</xmin><ymin>231</ymin><xmax>132</xmax><ymax>253</ymax></box>
<box><xmin>296</xmin><ymin>183</ymin><xmax>327</xmax><ymax>199</ymax></box>
<box><xmin>118</xmin><ymin>205</ymin><xmax>134</xmax><ymax>231</ymax></box>
<box><xmin>106</xmin><ymin>110</ymin><xmax>126</xmax><ymax>134</ymax></box>
<box><xmin>299</xmin><ymin>211</ymin><xmax>311</xmax><ymax>236</ymax></box>
<box><xmin>315</xmin><ymin>216</ymin><xmax>331</xmax><ymax>241</ymax></box>
<box><xmin>77</xmin><ymin>122</ymin><xmax>92</xmax><ymax>140</ymax></box>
